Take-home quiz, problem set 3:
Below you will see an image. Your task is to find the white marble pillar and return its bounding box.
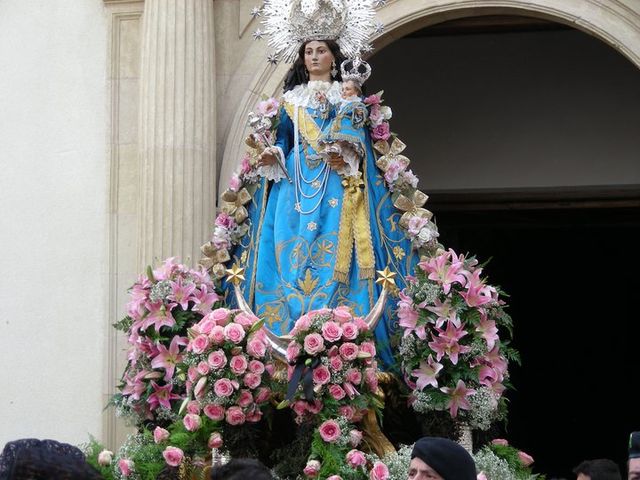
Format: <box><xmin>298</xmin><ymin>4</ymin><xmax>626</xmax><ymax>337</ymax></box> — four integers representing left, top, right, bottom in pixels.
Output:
<box><xmin>138</xmin><ymin>0</ymin><xmax>216</xmax><ymax>268</ymax></box>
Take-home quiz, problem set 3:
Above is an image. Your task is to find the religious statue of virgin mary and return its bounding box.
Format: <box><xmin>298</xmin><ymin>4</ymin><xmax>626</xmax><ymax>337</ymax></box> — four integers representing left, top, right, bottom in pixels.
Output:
<box><xmin>203</xmin><ymin>0</ymin><xmax>438</xmax><ymax>370</ymax></box>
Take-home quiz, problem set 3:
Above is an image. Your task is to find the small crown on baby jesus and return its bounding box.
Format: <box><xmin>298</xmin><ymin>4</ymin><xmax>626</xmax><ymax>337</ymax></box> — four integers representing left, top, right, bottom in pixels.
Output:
<box><xmin>340</xmin><ymin>57</ymin><xmax>372</xmax><ymax>87</ymax></box>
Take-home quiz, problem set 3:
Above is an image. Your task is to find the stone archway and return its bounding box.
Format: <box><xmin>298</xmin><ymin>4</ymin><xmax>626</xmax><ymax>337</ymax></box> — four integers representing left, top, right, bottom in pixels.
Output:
<box><xmin>218</xmin><ymin>0</ymin><xmax>640</xmax><ymax>190</ymax></box>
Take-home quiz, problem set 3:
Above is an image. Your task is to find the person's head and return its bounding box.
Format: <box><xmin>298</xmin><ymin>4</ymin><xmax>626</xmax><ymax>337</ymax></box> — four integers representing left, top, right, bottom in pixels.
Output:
<box><xmin>573</xmin><ymin>459</ymin><xmax>621</xmax><ymax>480</ymax></box>
<box><xmin>341</xmin><ymin>79</ymin><xmax>361</xmax><ymax>99</ymax></box>
<box><xmin>409</xmin><ymin>436</ymin><xmax>477</xmax><ymax>480</ymax></box>
<box><xmin>210</xmin><ymin>458</ymin><xmax>272</xmax><ymax>480</ymax></box>
<box><xmin>628</xmin><ymin>432</ymin><xmax>640</xmax><ymax>480</ymax></box>
<box><xmin>283</xmin><ymin>39</ymin><xmax>345</xmax><ymax>91</ymax></box>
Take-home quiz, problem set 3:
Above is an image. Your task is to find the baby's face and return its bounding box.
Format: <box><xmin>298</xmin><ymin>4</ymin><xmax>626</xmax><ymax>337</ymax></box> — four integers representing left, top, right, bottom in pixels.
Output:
<box><xmin>341</xmin><ymin>81</ymin><xmax>359</xmax><ymax>99</ymax></box>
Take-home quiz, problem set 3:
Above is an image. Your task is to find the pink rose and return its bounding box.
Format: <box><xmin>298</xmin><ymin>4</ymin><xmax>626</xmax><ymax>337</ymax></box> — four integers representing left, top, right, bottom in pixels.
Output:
<box><xmin>97</xmin><ymin>449</ymin><xmax>113</xmax><ymax>466</ymax></box>
<box><xmin>329</xmin><ymin>384</ymin><xmax>346</xmax><ymax>400</ymax></box>
<box><xmin>330</xmin><ymin>355</ymin><xmax>344</xmax><ymax>371</ymax></box>
<box><xmin>338</xmin><ymin>405</ymin><xmax>355</xmax><ymax>421</ymax></box>
<box><xmin>247</xmin><ymin>338</ymin><xmax>267</xmax><ymax>358</ymax></box>
<box><xmin>355</xmin><ymin>318</ymin><xmax>369</xmax><ymax>332</ymax></box>
<box><xmin>286</xmin><ymin>342</ymin><xmax>302</xmax><ymax>363</ymax></box>
<box><xmin>364</xmin><ymin>94</ymin><xmax>381</xmax><ymax>105</ymax></box>
<box><xmin>313</xmin><ymin>365</ymin><xmax>331</xmax><ymax>385</ymax></box>
<box><xmin>246</xmin><ymin>410</ymin><xmax>263</xmax><ymax>423</ymax></box>
<box><xmin>213</xmin><ymin>378</ymin><xmax>234</xmax><ymax>397</ymax></box>
<box><xmin>190</xmin><ymin>334</ymin><xmax>209</xmax><ymax>354</ymax></box>
<box><xmin>304</xmin><ymin>333</ymin><xmax>325</xmax><ymax>355</ymax></box>
<box><xmin>224</xmin><ymin>323</ymin><xmax>246</xmax><ymax>344</ymax></box>
<box><xmin>293</xmin><ymin>400</ymin><xmax>308</xmax><ymax>417</ymax></box>
<box><xmin>369</xmin><ymin>104</ymin><xmax>383</xmax><ymax>126</ymax></box>
<box><xmin>369</xmin><ymin>461</ymin><xmax>389</xmax><ymax>480</ymax></box>
<box><xmin>365</xmin><ymin>368</ymin><xmax>378</xmax><ymax>391</ymax></box>
<box><xmin>360</xmin><ymin>341</ymin><xmax>376</xmax><ymax>358</ymax></box>
<box><xmin>197</xmin><ymin>361</ymin><xmax>210</xmax><ymax>376</ymax></box>
<box><xmin>333</xmin><ymin>306</ymin><xmax>353</xmax><ymax>323</ymax></box>
<box><xmin>197</xmin><ymin>317</ymin><xmax>217</xmax><ymax>335</ymax></box>
<box><xmin>346</xmin><ymin>368</ymin><xmax>362</xmax><ymax>385</ymax></box>
<box><xmin>211</xmin><ymin>308</ymin><xmax>231</xmax><ymax>325</ymax></box>
<box><xmin>208</xmin><ymin>350</ymin><xmax>227</xmax><ymax>369</ymax></box>
<box><xmin>477</xmin><ymin>473</ymin><xmax>488</xmax><ymax>480</ymax></box>
<box><xmin>341</xmin><ymin>322</ymin><xmax>359</xmax><ymax>340</ymax></box>
<box><xmin>208</xmin><ymin>432</ymin><xmax>223</xmax><ymax>449</ymax></box>
<box><xmin>194</xmin><ymin>376</ymin><xmax>207</xmax><ymax>399</ymax></box>
<box><xmin>346</xmin><ymin>449</ymin><xmax>367</xmax><ymax>467</ymax></box>
<box><xmin>229</xmin><ymin>174</ymin><xmax>241</xmax><ymax>192</ymax></box>
<box><xmin>153</xmin><ymin>426</ymin><xmax>170</xmax><ymax>444</ymax></box>
<box><xmin>187</xmin><ymin>366</ymin><xmax>199</xmax><ymax>382</ymax></box>
<box><xmin>254</xmin><ymin>386</ymin><xmax>271</xmax><ymax>403</ymax></box>
<box><xmin>293</xmin><ymin>315</ymin><xmax>311</xmax><ymax>334</ymax></box>
<box><xmin>339</xmin><ymin>342</ymin><xmax>358</xmax><ymax>361</ymax></box>
<box><xmin>162</xmin><ymin>446</ymin><xmax>184</xmax><ymax>467</ymax></box>
<box><xmin>238</xmin><ymin>389</ymin><xmax>254</xmax><ymax>407</ymax></box>
<box><xmin>491</xmin><ymin>438</ymin><xmax>509</xmax><ymax>446</ymax></box>
<box><xmin>209</xmin><ymin>325</ymin><xmax>225</xmax><ymax>344</ymax></box>
<box><xmin>327</xmin><ymin>477</ymin><xmax>343</xmax><ymax>480</ymax></box>
<box><xmin>256</xmin><ymin>98</ymin><xmax>279</xmax><ymax>118</ymax></box>
<box><xmin>235</xmin><ymin>312</ymin><xmax>259</xmax><ymax>328</ymax></box>
<box><xmin>215</xmin><ymin>213</ymin><xmax>235</xmax><ymax>229</ymax></box>
<box><xmin>321</xmin><ymin>321</ymin><xmax>343</xmax><ymax>342</ymax></box>
<box><xmin>303</xmin><ymin>460</ymin><xmax>321</xmax><ymax>477</ymax></box>
<box><xmin>225</xmin><ymin>406</ymin><xmax>246</xmax><ymax>425</ymax></box>
<box><xmin>186</xmin><ymin>400</ymin><xmax>201</xmax><ymax>415</ymax></box>
<box><xmin>203</xmin><ymin>403</ymin><xmax>225</xmax><ymax>421</ymax></box>
<box><xmin>318</xmin><ymin>419</ymin><xmax>341</xmax><ymax>443</ymax></box>
<box><xmin>230</xmin><ymin>355</ymin><xmax>249</xmax><ymax>374</ymax></box>
<box><xmin>307</xmin><ymin>400</ymin><xmax>323</xmax><ymax>414</ymax></box>
<box><xmin>244</xmin><ymin>372</ymin><xmax>261</xmax><ymax>389</ymax></box>
<box><xmin>349</xmin><ymin>430</ymin><xmax>363</xmax><ymax>447</ymax></box>
<box><xmin>118</xmin><ymin>458</ymin><xmax>134</xmax><ymax>476</ymax></box>
<box><xmin>249</xmin><ymin>360</ymin><xmax>265</xmax><ymax>374</ymax></box>
<box><xmin>371</xmin><ymin>122</ymin><xmax>391</xmax><ymax>141</ymax></box>
<box><xmin>518</xmin><ymin>451</ymin><xmax>534</xmax><ymax>466</ymax></box>
<box><xmin>183</xmin><ymin>413</ymin><xmax>202</xmax><ymax>432</ymax></box>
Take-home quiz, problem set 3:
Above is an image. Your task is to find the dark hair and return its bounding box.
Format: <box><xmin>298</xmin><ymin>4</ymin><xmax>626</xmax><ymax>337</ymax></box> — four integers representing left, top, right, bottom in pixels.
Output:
<box><xmin>210</xmin><ymin>458</ymin><xmax>273</xmax><ymax>480</ymax></box>
<box><xmin>283</xmin><ymin>39</ymin><xmax>346</xmax><ymax>92</ymax></box>
<box><xmin>573</xmin><ymin>459</ymin><xmax>622</xmax><ymax>480</ymax></box>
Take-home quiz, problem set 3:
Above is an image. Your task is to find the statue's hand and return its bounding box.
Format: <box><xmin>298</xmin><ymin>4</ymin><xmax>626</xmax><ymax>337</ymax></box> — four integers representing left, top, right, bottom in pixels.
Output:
<box><xmin>327</xmin><ymin>152</ymin><xmax>346</xmax><ymax>170</ymax></box>
<box><xmin>258</xmin><ymin>147</ymin><xmax>278</xmax><ymax>167</ymax></box>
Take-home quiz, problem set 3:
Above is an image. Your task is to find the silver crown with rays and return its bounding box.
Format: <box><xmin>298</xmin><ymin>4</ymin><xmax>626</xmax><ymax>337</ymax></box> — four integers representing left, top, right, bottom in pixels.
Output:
<box><xmin>252</xmin><ymin>0</ymin><xmax>382</xmax><ymax>63</ymax></box>
<box><xmin>340</xmin><ymin>57</ymin><xmax>372</xmax><ymax>86</ymax></box>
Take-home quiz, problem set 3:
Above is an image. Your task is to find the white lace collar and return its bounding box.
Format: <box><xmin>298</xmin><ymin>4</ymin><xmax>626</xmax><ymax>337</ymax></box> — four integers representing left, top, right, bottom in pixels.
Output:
<box><xmin>283</xmin><ymin>81</ymin><xmax>342</xmax><ymax>108</ymax></box>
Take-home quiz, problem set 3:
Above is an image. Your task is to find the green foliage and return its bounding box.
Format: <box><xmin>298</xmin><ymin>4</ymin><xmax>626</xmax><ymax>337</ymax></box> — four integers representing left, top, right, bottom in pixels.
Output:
<box><xmin>82</xmin><ymin>437</ymin><xmax>115</xmax><ymax>480</ymax></box>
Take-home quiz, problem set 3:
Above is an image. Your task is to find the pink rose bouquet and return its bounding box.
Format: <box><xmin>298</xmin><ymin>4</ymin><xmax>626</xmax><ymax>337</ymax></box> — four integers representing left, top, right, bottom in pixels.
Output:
<box><xmin>283</xmin><ymin>308</ymin><xmax>379</xmax><ymax>424</ymax></box>
<box><xmin>397</xmin><ymin>248</ymin><xmax>519</xmax><ymax>430</ymax></box>
<box><xmin>181</xmin><ymin>308</ymin><xmax>273</xmax><ymax>440</ymax></box>
<box><xmin>113</xmin><ymin>258</ymin><xmax>221</xmax><ymax>426</ymax></box>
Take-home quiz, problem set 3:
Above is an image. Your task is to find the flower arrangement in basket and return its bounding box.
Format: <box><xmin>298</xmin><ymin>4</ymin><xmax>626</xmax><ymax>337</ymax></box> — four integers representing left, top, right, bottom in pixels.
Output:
<box><xmin>277</xmin><ymin>306</ymin><xmax>392</xmax><ymax>479</ymax></box>
<box><xmin>397</xmin><ymin>248</ymin><xmax>519</xmax><ymax>431</ymax></box>
<box><xmin>364</xmin><ymin>92</ymin><xmax>439</xmax><ymax>254</ymax></box>
<box><xmin>112</xmin><ymin>258</ymin><xmax>221</xmax><ymax>426</ymax></box>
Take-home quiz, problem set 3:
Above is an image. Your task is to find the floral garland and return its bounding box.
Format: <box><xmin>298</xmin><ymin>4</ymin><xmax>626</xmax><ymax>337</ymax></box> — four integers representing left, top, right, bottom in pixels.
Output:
<box><xmin>112</xmin><ymin>258</ymin><xmax>221</xmax><ymax>426</ymax></box>
<box><xmin>397</xmin><ymin>249</ymin><xmax>519</xmax><ymax>430</ymax></box>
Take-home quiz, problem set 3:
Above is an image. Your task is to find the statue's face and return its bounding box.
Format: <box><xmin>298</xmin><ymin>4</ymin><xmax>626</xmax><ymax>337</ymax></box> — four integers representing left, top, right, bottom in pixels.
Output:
<box><xmin>304</xmin><ymin>41</ymin><xmax>334</xmax><ymax>77</ymax></box>
<box><xmin>341</xmin><ymin>80</ymin><xmax>359</xmax><ymax>98</ymax></box>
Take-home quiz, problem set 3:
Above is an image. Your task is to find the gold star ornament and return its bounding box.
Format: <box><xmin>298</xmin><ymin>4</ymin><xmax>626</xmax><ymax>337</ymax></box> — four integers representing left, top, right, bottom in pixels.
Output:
<box><xmin>225</xmin><ymin>264</ymin><xmax>246</xmax><ymax>286</ymax></box>
<box><xmin>375</xmin><ymin>266</ymin><xmax>397</xmax><ymax>290</ymax></box>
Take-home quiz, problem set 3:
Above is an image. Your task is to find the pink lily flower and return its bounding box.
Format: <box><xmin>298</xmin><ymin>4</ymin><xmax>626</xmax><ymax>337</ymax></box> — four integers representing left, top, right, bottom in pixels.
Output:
<box><xmin>153</xmin><ymin>257</ymin><xmax>179</xmax><ymax>281</ymax></box>
<box><xmin>121</xmin><ymin>369</ymin><xmax>149</xmax><ymax>400</ymax></box>
<box><xmin>418</xmin><ymin>251</ymin><xmax>466</xmax><ymax>294</ymax></box>
<box><xmin>484</xmin><ymin>346</ymin><xmax>508</xmax><ymax>378</ymax></box>
<box><xmin>411</xmin><ymin>355</ymin><xmax>443</xmax><ymax>390</ymax></box>
<box><xmin>398</xmin><ymin>292</ymin><xmax>420</xmax><ymax>336</ymax></box>
<box><xmin>147</xmin><ymin>381</ymin><xmax>181</xmax><ymax>410</ymax></box>
<box><xmin>168</xmin><ymin>279</ymin><xmax>197</xmax><ymax>311</ymax></box>
<box><xmin>426</xmin><ymin>298</ymin><xmax>460</xmax><ymax>328</ymax></box>
<box><xmin>476</xmin><ymin>316</ymin><xmax>499</xmax><ymax>351</ymax></box>
<box><xmin>192</xmin><ymin>287</ymin><xmax>220</xmax><ymax>315</ymax></box>
<box><xmin>460</xmin><ymin>269</ymin><xmax>495</xmax><ymax>307</ymax></box>
<box><xmin>440</xmin><ymin>379</ymin><xmax>476</xmax><ymax>418</ymax></box>
<box><xmin>431</xmin><ymin>322</ymin><xmax>471</xmax><ymax>364</ymax></box>
<box><xmin>141</xmin><ymin>302</ymin><xmax>177</xmax><ymax>332</ymax></box>
<box><xmin>151</xmin><ymin>336</ymin><xmax>188</xmax><ymax>381</ymax></box>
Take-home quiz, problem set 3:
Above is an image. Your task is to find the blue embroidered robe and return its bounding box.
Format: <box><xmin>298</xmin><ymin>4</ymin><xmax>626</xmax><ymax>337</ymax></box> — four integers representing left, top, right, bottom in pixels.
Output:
<box><xmin>233</xmin><ymin>95</ymin><xmax>416</xmax><ymax>370</ymax></box>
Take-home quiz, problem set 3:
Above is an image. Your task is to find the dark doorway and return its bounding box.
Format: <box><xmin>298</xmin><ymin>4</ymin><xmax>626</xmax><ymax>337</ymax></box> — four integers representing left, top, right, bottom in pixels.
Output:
<box><xmin>431</xmin><ymin>188</ymin><xmax>640</xmax><ymax>477</ymax></box>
